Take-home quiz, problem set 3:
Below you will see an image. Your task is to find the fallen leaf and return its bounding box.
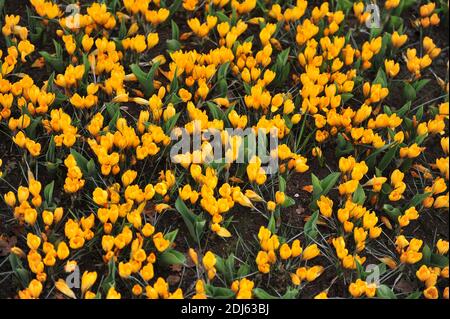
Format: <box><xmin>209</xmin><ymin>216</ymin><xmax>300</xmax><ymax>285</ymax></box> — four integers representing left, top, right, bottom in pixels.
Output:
<box><xmin>167</xmin><ymin>275</ymin><xmax>181</xmax><ymax>285</ymax></box>
<box><xmin>0</xmin><ymin>236</ymin><xmax>17</xmax><ymax>256</ymax></box>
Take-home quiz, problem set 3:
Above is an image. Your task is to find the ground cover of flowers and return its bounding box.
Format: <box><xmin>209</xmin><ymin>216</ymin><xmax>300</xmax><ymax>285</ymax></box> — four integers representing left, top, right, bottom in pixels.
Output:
<box><xmin>0</xmin><ymin>0</ymin><xmax>448</xmax><ymax>299</ymax></box>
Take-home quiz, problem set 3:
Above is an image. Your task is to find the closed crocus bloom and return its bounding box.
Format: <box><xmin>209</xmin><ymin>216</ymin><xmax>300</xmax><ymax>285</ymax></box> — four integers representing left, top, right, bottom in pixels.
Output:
<box><xmin>351</xmin><ymin>162</ymin><xmax>368</xmax><ymax>181</ymax></box>
<box><xmin>153</xmin><ymin>232</ymin><xmax>170</xmax><ymax>252</ymax></box>
<box><xmin>369</xmin><ymin>226</ymin><xmax>382</xmax><ymax>239</ymax></box>
<box><xmin>338</xmin><ymin>180</ymin><xmax>359</xmax><ymax>195</ymax></box>
<box><xmin>93</xmin><ymin>188</ymin><xmax>108</xmax><ymax>206</ymax></box>
<box><xmin>385</xmin><ymin>59</ymin><xmax>400</xmax><ymax>77</ymax></box>
<box><xmin>121</xmin><ymin>170</ymin><xmax>137</xmax><ymax>187</ymax></box>
<box><xmin>4</xmin><ymin>191</ymin><xmax>16</xmax><ymax>207</ymax></box>
<box><xmin>28</xmin><ymin>279</ymin><xmax>43</xmax><ymax>299</ymax></box>
<box><xmin>436</xmin><ymin>239</ymin><xmax>449</xmax><ymax>254</ymax></box>
<box><xmin>354</xmin><ymin>227</ymin><xmax>367</xmax><ymax>244</ymax></box>
<box><xmin>394</xmin><ymin>131</ymin><xmax>404</xmax><ymax>143</ymax></box>
<box><xmin>279</xmin><ymin>243</ymin><xmax>292</xmax><ymax>260</ymax></box>
<box><xmin>275</xmin><ymin>191</ymin><xmax>285</xmax><ymax>205</ymax></box>
<box><xmin>57</xmin><ymin>241</ymin><xmax>69</xmax><ymax>260</ymax></box>
<box><xmin>442</xmin><ymin>267</ymin><xmax>449</xmax><ymax>278</ymax></box>
<box><xmin>106</xmin><ymin>287</ymin><xmax>121</xmax><ymax>299</ymax></box>
<box><xmin>55</xmin><ymin>279</ymin><xmax>76</xmax><ymax>299</ymax></box>
<box><xmin>302</xmin><ymin>244</ymin><xmax>320</xmax><ymax>260</ymax></box>
<box><xmin>434</xmin><ymin>194</ymin><xmax>449</xmax><ymax>209</ymax></box>
<box><xmin>395</xmin><ymin>235</ymin><xmax>409</xmax><ymax>252</ymax></box>
<box><xmin>314</xmin><ymin>291</ymin><xmax>328</xmax><ymax>299</ymax></box>
<box><xmin>390</xmin><ymin>169</ymin><xmax>404</xmax><ymax>186</ymax></box>
<box><xmin>291</xmin><ymin>239</ymin><xmax>302</xmax><ymax>257</ymax></box>
<box><xmin>203</xmin><ymin>251</ymin><xmax>216</xmax><ymax>271</ymax></box>
<box><xmin>17</xmin><ymin>186</ymin><xmax>29</xmax><ymax>203</ymax></box>
<box><xmin>292</xmin><ymin>267</ymin><xmax>306</xmax><ymax>282</ymax></box>
<box><xmin>403</xmin><ymin>250</ymin><xmax>423</xmax><ymax>264</ymax></box>
<box><xmin>101</xmin><ymin>235</ymin><xmax>114</xmax><ymax>252</ymax></box>
<box><xmin>27</xmin><ymin>233</ymin><xmax>41</xmax><ymax>250</ymax></box>
<box><xmin>54</xmin><ymin>207</ymin><xmax>64</xmax><ymax>223</ymax></box>
<box><xmin>391</xmin><ymin>31</ymin><xmax>407</xmax><ymax>48</ymax></box>
<box><xmin>339</xmin><ymin>156</ymin><xmax>356</xmax><ymax>173</ymax></box>
<box><xmin>290</xmin><ymin>273</ymin><xmax>301</xmax><ymax>285</ymax></box>
<box><xmin>423</xmin><ymin>286</ymin><xmax>439</xmax><ymax>299</ymax></box>
<box><xmin>42</xmin><ymin>210</ymin><xmax>53</xmax><ymax>226</ymax></box>
<box><xmin>267</xmin><ymin>200</ymin><xmax>276</xmax><ymax>212</ymax></box>
<box><xmin>317</xmin><ymin>195</ymin><xmax>333</xmax><ymax>218</ymax></box>
<box><xmin>306</xmin><ymin>265</ymin><xmax>324</xmax><ymax>282</ymax></box>
<box><xmin>147</xmin><ymin>33</ymin><xmax>159</xmax><ymax>49</ymax></box>
<box><xmin>348</xmin><ymin>280</ymin><xmax>365</xmax><ymax>298</ymax></box>
<box><xmin>431</xmin><ymin>177</ymin><xmax>447</xmax><ymax>195</ymax></box>
<box><xmin>81</xmin><ymin>271</ymin><xmax>97</xmax><ymax>294</ymax></box>
<box><xmin>118</xmin><ymin>262</ymin><xmax>132</xmax><ymax>278</ymax></box>
<box><xmin>416</xmin><ymin>265</ymin><xmax>431</xmax><ymax>282</ymax></box>
<box><xmin>81</xmin><ymin>34</ymin><xmax>94</xmax><ymax>52</ymax></box>
<box><xmin>142</xmin><ymin>223</ymin><xmax>155</xmax><ymax>237</ymax></box>
<box><xmin>409</xmin><ymin>238</ymin><xmax>423</xmax><ymax>252</ymax></box>
<box><xmin>140</xmin><ymin>263</ymin><xmax>154</xmax><ymax>281</ymax></box>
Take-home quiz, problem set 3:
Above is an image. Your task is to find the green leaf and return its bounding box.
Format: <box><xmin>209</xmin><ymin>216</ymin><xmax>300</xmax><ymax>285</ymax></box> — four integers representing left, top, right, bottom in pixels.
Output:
<box><xmin>352</xmin><ymin>184</ymin><xmax>366</xmax><ymax>205</ymax></box>
<box><xmin>237</xmin><ymin>263</ymin><xmax>250</xmax><ymax>278</ymax></box>
<box><xmin>388</xmin><ymin>16</ymin><xmax>403</xmax><ymax>31</ymax></box>
<box><xmin>168</xmin><ymin>0</ymin><xmax>182</xmax><ymax>18</ymax></box>
<box><xmin>118</xmin><ymin>19</ymin><xmax>127</xmax><ymax>39</ymax></box>
<box><xmin>366</xmin><ymin>144</ymin><xmax>391</xmax><ymax>169</ymax></box>
<box><xmin>304</xmin><ymin>211</ymin><xmax>319</xmax><ymax>242</ymax></box>
<box><xmin>376</xmin><ymin>285</ymin><xmax>397</xmax><ymax>299</ymax></box>
<box><xmin>39</xmin><ymin>40</ymin><xmax>66</xmax><ymax>73</ymax></box>
<box><xmin>373</xmin><ymin>69</ymin><xmax>388</xmax><ymax>87</ymax></box>
<box><xmin>320</xmin><ymin>172</ymin><xmax>341</xmax><ymax>196</ymax></box>
<box><xmin>82</xmin><ymin>53</ymin><xmax>90</xmax><ymax>81</ymax></box>
<box><xmin>281</xmin><ymin>196</ymin><xmax>295</xmax><ymax>208</ymax></box>
<box><xmin>164</xmin><ymin>229</ymin><xmax>178</xmax><ymax>244</ymax></box>
<box><xmin>406</xmin><ymin>291</ymin><xmax>422</xmax><ymax>299</ymax></box>
<box><xmin>336</xmin><ymin>0</ymin><xmax>353</xmax><ymax>12</ymax></box>
<box><xmin>171</xmin><ymin>20</ymin><xmax>180</xmax><ymax>40</ymax></box>
<box><xmin>412</xmin><ymin>79</ymin><xmax>430</xmax><ymax>93</ymax></box>
<box><xmin>164</xmin><ymin>112</ymin><xmax>180</xmax><ymax>134</ymax></box>
<box><xmin>175</xmin><ymin>197</ymin><xmax>205</xmax><ymax>243</ymax></box>
<box><xmin>166</xmin><ymin>39</ymin><xmax>181</xmax><ymax>52</ymax></box>
<box><xmin>102</xmin><ymin>258</ymin><xmax>116</xmax><ymax>292</ymax></box>
<box><xmin>158</xmin><ymin>249</ymin><xmax>186</xmax><ymax>266</ymax></box>
<box><xmin>282</xmin><ymin>287</ymin><xmax>299</xmax><ymax>299</ymax></box>
<box><xmin>206</xmin><ymin>101</ymin><xmax>227</xmax><ymax>122</ymax></box>
<box><xmin>397</xmin><ymin>101</ymin><xmax>411</xmax><ymax>117</ymax></box>
<box><xmin>253</xmin><ymin>288</ymin><xmax>279</xmax><ymax>299</ymax></box>
<box><xmin>406</xmin><ymin>192</ymin><xmax>432</xmax><ymax>209</ymax></box>
<box><xmin>44</xmin><ymin>181</ymin><xmax>54</xmax><ymax>205</ymax></box>
<box><xmin>403</xmin><ymin>82</ymin><xmax>416</xmax><ymax>101</ymax></box>
<box><xmin>87</xmin><ymin>159</ymin><xmax>96</xmax><ymax>177</ymax></box>
<box><xmin>378</xmin><ymin>144</ymin><xmax>399</xmax><ymax>172</ymax></box>
<box><xmin>130</xmin><ymin>62</ymin><xmax>160</xmax><ymax>97</ymax></box>
<box><xmin>383</xmin><ymin>204</ymin><xmax>402</xmax><ymax>220</ymax></box>
<box><xmin>9</xmin><ymin>254</ymin><xmax>29</xmax><ymax>288</ymax></box>
<box><xmin>70</xmin><ymin>149</ymin><xmax>89</xmax><ymax>175</ymax></box>
<box><xmin>430</xmin><ymin>253</ymin><xmax>449</xmax><ymax>268</ymax></box>
<box><xmin>267</xmin><ymin>214</ymin><xmax>276</xmax><ymax>234</ymax></box>
<box><xmin>422</xmin><ymin>245</ymin><xmax>431</xmax><ymax>265</ymax></box>
<box><xmin>205</xmin><ymin>285</ymin><xmax>235</xmax><ymax>299</ymax></box>
<box><xmin>46</xmin><ymin>137</ymin><xmax>56</xmax><ymax>163</ymax></box>
<box><xmin>279</xmin><ymin>175</ymin><xmax>286</xmax><ymax>193</ymax></box>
